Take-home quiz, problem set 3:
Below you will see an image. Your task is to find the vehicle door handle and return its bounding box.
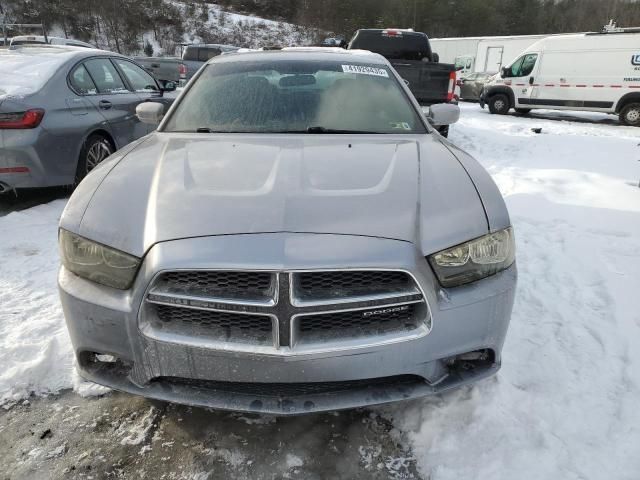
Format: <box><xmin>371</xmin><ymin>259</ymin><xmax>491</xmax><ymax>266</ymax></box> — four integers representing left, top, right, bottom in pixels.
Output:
<box><xmin>151</xmin><ymin>63</ymin><xmax>160</xmax><ymax>68</ymax></box>
<box><xmin>99</xmin><ymin>100</ymin><xmax>112</xmax><ymax>110</ymax></box>
<box><xmin>529</xmin><ymin>77</ymin><xmax>534</xmax><ymax>85</ymax></box>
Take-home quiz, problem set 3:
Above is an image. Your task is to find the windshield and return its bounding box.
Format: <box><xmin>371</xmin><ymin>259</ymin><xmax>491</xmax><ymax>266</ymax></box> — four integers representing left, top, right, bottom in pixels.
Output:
<box><xmin>163</xmin><ymin>59</ymin><xmax>427</xmax><ymax>134</ymax></box>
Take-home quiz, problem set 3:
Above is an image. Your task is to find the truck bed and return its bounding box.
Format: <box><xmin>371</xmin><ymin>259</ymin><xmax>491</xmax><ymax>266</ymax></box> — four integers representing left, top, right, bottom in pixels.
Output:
<box><xmin>389</xmin><ymin>60</ymin><xmax>455</xmax><ymax>105</ymax></box>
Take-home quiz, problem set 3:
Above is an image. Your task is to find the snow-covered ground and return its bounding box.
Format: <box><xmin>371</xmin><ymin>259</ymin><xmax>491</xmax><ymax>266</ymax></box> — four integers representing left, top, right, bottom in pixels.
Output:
<box><xmin>1</xmin><ymin>104</ymin><xmax>639</xmax><ymax>478</ymax></box>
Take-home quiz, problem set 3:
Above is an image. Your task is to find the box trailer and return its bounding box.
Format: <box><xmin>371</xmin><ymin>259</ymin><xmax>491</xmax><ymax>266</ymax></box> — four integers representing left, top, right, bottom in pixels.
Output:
<box><xmin>430</xmin><ymin>34</ymin><xmax>548</xmax><ymax>75</ymax></box>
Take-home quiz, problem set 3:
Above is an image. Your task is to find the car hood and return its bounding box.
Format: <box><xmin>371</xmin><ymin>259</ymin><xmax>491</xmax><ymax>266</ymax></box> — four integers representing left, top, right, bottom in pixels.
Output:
<box><xmin>67</xmin><ymin>133</ymin><xmax>490</xmax><ymax>257</ymax></box>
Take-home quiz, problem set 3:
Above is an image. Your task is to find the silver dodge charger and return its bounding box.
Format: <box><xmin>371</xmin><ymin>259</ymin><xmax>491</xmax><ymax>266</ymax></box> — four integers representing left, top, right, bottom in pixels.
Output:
<box><xmin>58</xmin><ymin>49</ymin><xmax>517</xmax><ymax>415</ymax></box>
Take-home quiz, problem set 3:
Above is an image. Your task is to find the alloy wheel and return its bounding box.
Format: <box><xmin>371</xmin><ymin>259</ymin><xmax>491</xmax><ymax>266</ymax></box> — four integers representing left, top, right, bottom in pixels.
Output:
<box><xmin>86</xmin><ymin>140</ymin><xmax>112</xmax><ymax>173</ymax></box>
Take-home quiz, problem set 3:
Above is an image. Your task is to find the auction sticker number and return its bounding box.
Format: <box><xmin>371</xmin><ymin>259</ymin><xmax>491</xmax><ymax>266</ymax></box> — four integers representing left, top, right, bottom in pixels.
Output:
<box><xmin>342</xmin><ymin>65</ymin><xmax>390</xmax><ymax>78</ymax></box>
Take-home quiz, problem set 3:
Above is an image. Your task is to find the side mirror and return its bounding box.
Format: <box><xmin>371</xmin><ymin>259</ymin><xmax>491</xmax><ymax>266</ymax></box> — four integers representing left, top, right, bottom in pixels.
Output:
<box><xmin>137</xmin><ymin>102</ymin><xmax>165</xmax><ymax>125</ymax></box>
<box><xmin>426</xmin><ymin>103</ymin><xmax>460</xmax><ymax>126</ymax></box>
<box><xmin>161</xmin><ymin>81</ymin><xmax>177</xmax><ymax>92</ymax></box>
<box><xmin>432</xmin><ymin>52</ymin><xmax>440</xmax><ymax>63</ymax></box>
<box><xmin>501</xmin><ymin>67</ymin><xmax>509</xmax><ymax>78</ymax></box>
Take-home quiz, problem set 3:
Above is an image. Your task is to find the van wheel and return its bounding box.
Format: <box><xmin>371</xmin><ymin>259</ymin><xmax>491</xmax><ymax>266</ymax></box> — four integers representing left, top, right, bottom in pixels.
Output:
<box><xmin>515</xmin><ymin>108</ymin><xmax>531</xmax><ymax>114</ymax></box>
<box><xmin>488</xmin><ymin>94</ymin><xmax>510</xmax><ymax>115</ymax></box>
<box><xmin>76</xmin><ymin>134</ymin><xmax>114</xmax><ymax>183</ymax></box>
<box><xmin>620</xmin><ymin>103</ymin><xmax>640</xmax><ymax>126</ymax></box>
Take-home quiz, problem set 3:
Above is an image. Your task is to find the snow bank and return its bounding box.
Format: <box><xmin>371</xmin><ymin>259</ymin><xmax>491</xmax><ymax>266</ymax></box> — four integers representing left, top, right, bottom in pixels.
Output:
<box><xmin>0</xmin><ymin>201</ymin><xmax>73</xmax><ymax>404</ymax></box>
<box><xmin>177</xmin><ymin>1</ymin><xmax>316</xmax><ymax>49</ymax></box>
<box><xmin>384</xmin><ymin>105</ymin><xmax>640</xmax><ymax>479</ymax></box>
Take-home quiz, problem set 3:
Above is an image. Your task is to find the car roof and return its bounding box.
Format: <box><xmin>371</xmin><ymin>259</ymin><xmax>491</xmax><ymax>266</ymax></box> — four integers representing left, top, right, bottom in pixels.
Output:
<box><xmin>3</xmin><ymin>44</ymin><xmax>121</xmax><ymax>61</ymax></box>
<box><xmin>355</xmin><ymin>28</ymin><xmax>427</xmax><ymax>37</ymax></box>
<box><xmin>208</xmin><ymin>48</ymin><xmax>388</xmax><ymax>66</ymax></box>
<box><xmin>186</xmin><ymin>43</ymin><xmax>240</xmax><ymax>50</ymax></box>
<box><xmin>10</xmin><ymin>35</ymin><xmax>95</xmax><ymax>47</ymax></box>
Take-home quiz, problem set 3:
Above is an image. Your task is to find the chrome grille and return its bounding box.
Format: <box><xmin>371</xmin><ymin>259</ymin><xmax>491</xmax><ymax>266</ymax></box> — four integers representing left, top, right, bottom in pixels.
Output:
<box><xmin>141</xmin><ymin>269</ymin><xmax>430</xmax><ymax>353</ymax></box>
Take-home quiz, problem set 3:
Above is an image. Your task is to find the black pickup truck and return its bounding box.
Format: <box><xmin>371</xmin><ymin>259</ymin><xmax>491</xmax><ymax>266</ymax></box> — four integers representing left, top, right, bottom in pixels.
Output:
<box><xmin>348</xmin><ymin>29</ymin><xmax>456</xmax><ymax>135</ymax></box>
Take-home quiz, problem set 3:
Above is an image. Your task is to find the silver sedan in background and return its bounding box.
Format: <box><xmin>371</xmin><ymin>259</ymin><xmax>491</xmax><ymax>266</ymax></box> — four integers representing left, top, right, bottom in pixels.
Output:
<box><xmin>0</xmin><ymin>46</ymin><xmax>174</xmax><ymax>193</ymax></box>
<box><xmin>59</xmin><ymin>49</ymin><xmax>516</xmax><ymax>415</ymax></box>
<box><xmin>458</xmin><ymin>72</ymin><xmax>496</xmax><ymax>101</ymax></box>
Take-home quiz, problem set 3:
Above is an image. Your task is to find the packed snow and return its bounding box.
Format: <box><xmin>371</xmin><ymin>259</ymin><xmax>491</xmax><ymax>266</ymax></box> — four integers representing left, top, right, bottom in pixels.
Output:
<box><xmin>1</xmin><ymin>104</ymin><xmax>639</xmax><ymax>478</ymax></box>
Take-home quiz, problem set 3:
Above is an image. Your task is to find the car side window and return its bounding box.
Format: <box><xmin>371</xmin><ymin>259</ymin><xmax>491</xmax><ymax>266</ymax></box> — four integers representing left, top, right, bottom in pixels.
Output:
<box><xmin>69</xmin><ymin>64</ymin><xmax>98</xmax><ymax>95</ymax></box>
<box><xmin>509</xmin><ymin>54</ymin><xmax>538</xmax><ymax>77</ymax></box>
<box><xmin>198</xmin><ymin>48</ymin><xmax>221</xmax><ymax>62</ymax></box>
<box><xmin>113</xmin><ymin>59</ymin><xmax>158</xmax><ymax>92</ymax></box>
<box><xmin>84</xmin><ymin>58</ymin><xmax>128</xmax><ymax>94</ymax></box>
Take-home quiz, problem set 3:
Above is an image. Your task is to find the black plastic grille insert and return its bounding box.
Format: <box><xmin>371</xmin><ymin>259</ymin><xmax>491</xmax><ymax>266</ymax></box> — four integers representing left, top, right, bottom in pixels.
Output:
<box><xmin>154</xmin><ymin>305</ymin><xmax>273</xmax><ymax>343</ymax></box>
<box><xmin>155</xmin><ymin>374</ymin><xmax>425</xmax><ymax>397</ymax></box>
<box><xmin>298</xmin><ymin>303</ymin><xmax>420</xmax><ymax>337</ymax></box>
<box><xmin>158</xmin><ymin>271</ymin><xmax>274</xmax><ymax>301</ymax></box>
<box><xmin>295</xmin><ymin>271</ymin><xmax>413</xmax><ymax>301</ymax></box>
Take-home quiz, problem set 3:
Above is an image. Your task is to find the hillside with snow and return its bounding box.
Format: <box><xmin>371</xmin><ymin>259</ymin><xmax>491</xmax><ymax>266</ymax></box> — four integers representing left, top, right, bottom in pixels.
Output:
<box><xmin>144</xmin><ymin>2</ymin><xmax>319</xmax><ymax>56</ymax></box>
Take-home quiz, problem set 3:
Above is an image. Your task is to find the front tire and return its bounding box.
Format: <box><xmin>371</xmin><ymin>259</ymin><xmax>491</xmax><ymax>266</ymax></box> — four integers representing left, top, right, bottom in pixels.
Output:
<box><xmin>620</xmin><ymin>103</ymin><xmax>640</xmax><ymax>126</ymax></box>
<box><xmin>488</xmin><ymin>94</ymin><xmax>510</xmax><ymax>115</ymax></box>
<box><xmin>76</xmin><ymin>134</ymin><xmax>114</xmax><ymax>183</ymax></box>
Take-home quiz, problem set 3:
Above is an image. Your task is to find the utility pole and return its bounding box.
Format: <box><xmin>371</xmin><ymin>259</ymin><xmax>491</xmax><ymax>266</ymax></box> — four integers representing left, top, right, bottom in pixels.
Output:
<box><xmin>413</xmin><ymin>0</ymin><xmax>418</xmax><ymax>30</ymax></box>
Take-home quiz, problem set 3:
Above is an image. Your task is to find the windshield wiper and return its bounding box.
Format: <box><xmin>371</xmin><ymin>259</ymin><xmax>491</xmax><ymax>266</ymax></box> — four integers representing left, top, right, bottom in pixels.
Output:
<box><xmin>179</xmin><ymin>128</ymin><xmax>245</xmax><ymax>133</ymax></box>
<box><xmin>306</xmin><ymin>126</ymin><xmax>380</xmax><ymax>134</ymax></box>
<box><xmin>172</xmin><ymin>127</ymin><xmax>382</xmax><ymax>134</ymax></box>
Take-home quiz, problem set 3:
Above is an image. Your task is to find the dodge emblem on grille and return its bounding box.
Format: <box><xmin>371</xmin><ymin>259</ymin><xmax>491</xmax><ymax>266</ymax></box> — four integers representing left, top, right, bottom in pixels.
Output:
<box><xmin>362</xmin><ymin>305</ymin><xmax>410</xmax><ymax>317</ymax></box>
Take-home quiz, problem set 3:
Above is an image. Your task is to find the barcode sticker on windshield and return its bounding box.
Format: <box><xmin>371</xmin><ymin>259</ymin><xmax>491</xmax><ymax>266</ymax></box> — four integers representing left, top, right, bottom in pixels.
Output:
<box><xmin>342</xmin><ymin>65</ymin><xmax>389</xmax><ymax>78</ymax></box>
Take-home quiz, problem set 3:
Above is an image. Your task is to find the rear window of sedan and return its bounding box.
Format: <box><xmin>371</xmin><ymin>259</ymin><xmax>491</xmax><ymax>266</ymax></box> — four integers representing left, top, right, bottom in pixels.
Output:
<box><xmin>0</xmin><ymin>50</ymin><xmax>67</xmax><ymax>97</ymax></box>
<box><xmin>163</xmin><ymin>58</ymin><xmax>427</xmax><ymax>134</ymax></box>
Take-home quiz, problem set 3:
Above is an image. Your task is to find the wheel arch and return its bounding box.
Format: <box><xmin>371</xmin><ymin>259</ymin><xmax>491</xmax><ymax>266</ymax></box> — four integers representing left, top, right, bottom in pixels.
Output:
<box><xmin>88</xmin><ymin>129</ymin><xmax>116</xmax><ymax>150</ymax></box>
<box><xmin>486</xmin><ymin>86</ymin><xmax>515</xmax><ymax>109</ymax></box>
<box><xmin>615</xmin><ymin>93</ymin><xmax>640</xmax><ymax>113</ymax></box>
<box><xmin>75</xmin><ymin>128</ymin><xmax>117</xmax><ymax>164</ymax></box>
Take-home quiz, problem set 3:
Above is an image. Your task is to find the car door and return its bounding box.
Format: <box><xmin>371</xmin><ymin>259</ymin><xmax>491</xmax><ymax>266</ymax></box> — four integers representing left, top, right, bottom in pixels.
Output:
<box><xmin>504</xmin><ymin>53</ymin><xmax>539</xmax><ymax>108</ymax></box>
<box><xmin>473</xmin><ymin>74</ymin><xmax>490</xmax><ymax>99</ymax></box>
<box><xmin>111</xmin><ymin>58</ymin><xmax>172</xmax><ymax>133</ymax></box>
<box><xmin>83</xmin><ymin>57</ymin><xmax>147</xmax><ymax>148</ymax></box>
<box><xmin>460</xmin><ymin>74</ymin><xmax>477</xmax><ymax>99</ymax></box>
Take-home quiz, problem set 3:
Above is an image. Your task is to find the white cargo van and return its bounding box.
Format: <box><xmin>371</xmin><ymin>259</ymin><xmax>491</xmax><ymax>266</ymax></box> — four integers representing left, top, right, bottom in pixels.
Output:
<box><xmin>481</xmin><ymin>31</ymin><xmax>640</xmax><ymax>125</ymax></box>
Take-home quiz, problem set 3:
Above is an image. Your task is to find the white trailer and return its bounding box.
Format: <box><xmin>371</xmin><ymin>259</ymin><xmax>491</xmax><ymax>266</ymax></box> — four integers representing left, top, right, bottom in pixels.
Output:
<box><xmin>430</xmin><ymin>34</ymin><xmax>548</xmax><ymax>75</ymax></box>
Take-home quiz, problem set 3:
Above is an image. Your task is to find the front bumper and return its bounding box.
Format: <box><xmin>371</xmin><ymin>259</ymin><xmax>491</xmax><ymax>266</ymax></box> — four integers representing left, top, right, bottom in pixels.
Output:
<box><xmin>59</xmin><ymin>233</ymin><xmax>516</xmax><ymax>415</ymax></box>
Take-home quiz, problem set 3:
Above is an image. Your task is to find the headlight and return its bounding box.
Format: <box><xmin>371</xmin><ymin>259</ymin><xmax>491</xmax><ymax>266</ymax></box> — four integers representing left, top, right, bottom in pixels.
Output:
<box><xmin>428</xmin><ymin>228</ymin><xmax>515</xmax><ymax>288</ymax></box>
<box><xmin>59</xmin><ymin>229</ymin><xmax>141</xmax><ymax>290</ymax></box>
